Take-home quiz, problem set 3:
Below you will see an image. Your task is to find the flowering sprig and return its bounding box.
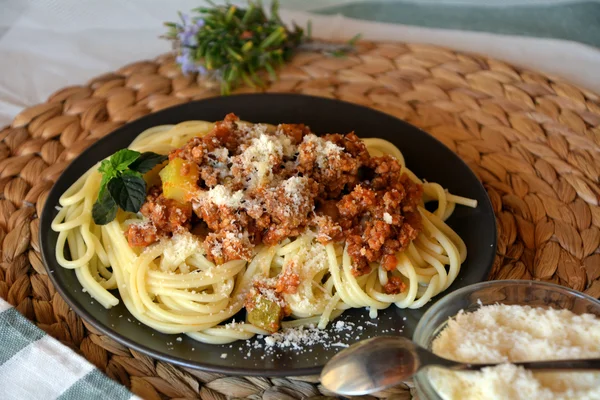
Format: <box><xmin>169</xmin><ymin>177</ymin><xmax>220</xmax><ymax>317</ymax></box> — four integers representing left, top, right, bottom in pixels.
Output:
<box><xmin>174</xmin><ymin>14</ymin><xmax>207</xmax><ymax>74</ymax></box>
<box><xmin>164</xmin><ymin>0</ymin><xmax>358</xmax><ymax>94</ymax></box>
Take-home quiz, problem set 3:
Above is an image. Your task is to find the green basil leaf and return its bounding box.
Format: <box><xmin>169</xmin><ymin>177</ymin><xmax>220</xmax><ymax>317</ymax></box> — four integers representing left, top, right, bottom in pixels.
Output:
<box><xmin>110</xmin><ymin>149</ymin><xmax>141</xmax><ymax>172</ymax></box>
<box><xmin>129</xmin><ymin>152</ymin><xmax>168</xmax><ymax>174</ymax></box>
<box><xmin>107</xmin><ymin>171</ymin><xmax>147</xmax><ymax>213</ymax></box>
<box><xmin>98</xmin><ymin>159</ymin><xmax>113</xmax><ymax>175</ymax></box>
<box><xmin>92</xmin><ymin>190</ymin><xmax>118</xmax><ymax>225</ymax></box>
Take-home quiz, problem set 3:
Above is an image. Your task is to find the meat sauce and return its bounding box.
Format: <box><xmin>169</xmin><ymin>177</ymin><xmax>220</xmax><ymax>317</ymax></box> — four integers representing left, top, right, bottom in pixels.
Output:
<box><xmin>126</xmin><ymin>114</ymin><xmax>423</xmax><ymax>292</ymax></box>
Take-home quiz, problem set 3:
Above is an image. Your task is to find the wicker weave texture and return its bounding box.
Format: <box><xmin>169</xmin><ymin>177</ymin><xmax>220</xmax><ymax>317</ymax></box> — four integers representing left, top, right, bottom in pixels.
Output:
<box><xmin>1</xmin><ymin>41</ymin><xmax>600</xmax><ymax>399</ymax></box>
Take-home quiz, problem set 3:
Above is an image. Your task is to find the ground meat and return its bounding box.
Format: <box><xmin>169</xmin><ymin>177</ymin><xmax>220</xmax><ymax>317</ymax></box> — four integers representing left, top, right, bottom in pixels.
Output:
<box><xmin>297</xmin><ymin>133</ymin><xmax>366</xmax><ymax>199</ymax></box>
<box><xmin>397</xmin><ymin>211</ymin><xmax>422</xmax><ymax>249</ymax></box>
<box><xmin>323</xmin><ymin>132</ymin><xmax>371</xmax><ymax>165</ymax></box>
<box><xmin>193</xmin><ymin>200</ymin><xmax>239</xmax><ymax>232</ymax></box>
<box><xmin>193</xmin><ymin>176</ymin><xmax>318</xmax><ymax>261</ymax></box>
<box><xmin>204</xmin><ymin>229</ymin><xmax>253</xmax><ymax>264</ymax></box>
<box><xmin>132</xmin><ymin>114</ymin><xmax>423</xmax><ymax>281</ymax></box>
<box><xmin>126</xmin><ymin>222</ymin><xmax>158</xmax><ymax>247</ymax></box>
<box><xmin>276</xmin><ymin>264</ymin><xmax>301</xmax><ymax>294</ymax></box>
<box><xmin>192</xmin><ymin>199</ymin><xmax>257</xmax><ymax>263</ymax></box>
<box><xmin>169</xmin><ymin>136</ymin><xmax>205</xmax><ymax>164</ymax></box>
<box><xmin>210</xmin><ymin>113</ymin><xmax>239</xmax><ymax>151</ymax></box>
<box><xmin>337</xmin><ymin>185</ymin><xmax>376</xmax><ymax>218</ymax></box>
<box><xmin>278</xmin><ymin>123</ymin><xmax>310</xmax><ymax>144</ymax></box>
<box><xmin>312</xmin><ymin>215</ymin><xmax>343</xmax><ymax>244</ymax></box>
<box><xmin>126</xmin><ymin>186</ymin><xmax>192</xmax><ymax>247</ymax></box>
<box><xmin>346</xmin><ymin>234</ymin><xmax>372</xmax><ymax>275</ymax></box>
<box><xmin>140</xmin><ymin>187</ymin><xmax>192</xmax><ymax>231</ymax></box>
<box><xmin>381</xmin><ymin>253</ymin><xmax>398</xmax><ymax>271</ymax></box>
<box><xmin>169</xmin><ymin>114</ymin><xmax>240</xmax><ymax>189</ymax></box>
<box><xmin>383</xmin><ymin>275</ymin><xmax>406</xmax><ymax>294</ymax></box>
<box><xmin>260</xmin><ymin>177</ymin><xmax>319</xmax><ymax>245</ymax></box>
<box><xmin>368</xmin><ymin>155</ymin><xmax>402</xmax><ymax>191</ymax></box>
<box><xmin>341</xmin><ymin>178</ymin><xmax>423</xmax><ymax>276</ymax></box>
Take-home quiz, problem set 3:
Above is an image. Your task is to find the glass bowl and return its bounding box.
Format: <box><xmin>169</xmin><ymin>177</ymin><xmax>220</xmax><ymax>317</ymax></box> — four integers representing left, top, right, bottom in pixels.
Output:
<box><xmin>412</xmin><ymin>280</ymin><xmax>600</xmax><ymax>400</ymax></box>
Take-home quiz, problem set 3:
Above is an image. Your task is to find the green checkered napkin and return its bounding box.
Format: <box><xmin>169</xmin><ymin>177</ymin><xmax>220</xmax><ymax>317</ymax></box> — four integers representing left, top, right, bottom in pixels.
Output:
<box><xmin>0</xmin><ymin>299</ymin><xmax>138</xmax><ymax>400</ymax></box>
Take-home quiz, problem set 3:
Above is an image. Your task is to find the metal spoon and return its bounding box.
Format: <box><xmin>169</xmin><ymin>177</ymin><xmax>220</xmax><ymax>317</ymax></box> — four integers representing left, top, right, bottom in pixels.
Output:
<box><xmin>320</xmin><ymin>336</ymin><xmax>600</xmax><ymax>396</ymax></box>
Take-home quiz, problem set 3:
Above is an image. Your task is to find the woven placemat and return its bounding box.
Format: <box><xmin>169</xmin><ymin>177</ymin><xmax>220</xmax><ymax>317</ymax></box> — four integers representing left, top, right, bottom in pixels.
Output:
<box><xmin>1</xmin><ymin>40</ymin><xmax>600</xmax><ymax>399</ymax></box>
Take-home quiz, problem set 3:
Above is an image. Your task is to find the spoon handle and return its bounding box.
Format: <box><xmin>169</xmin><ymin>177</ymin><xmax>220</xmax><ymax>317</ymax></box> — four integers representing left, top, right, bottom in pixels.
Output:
<box><xmin>459</xmin><ymin>358</ymin><xmax>600</xmax><ymax>371</ymax></box>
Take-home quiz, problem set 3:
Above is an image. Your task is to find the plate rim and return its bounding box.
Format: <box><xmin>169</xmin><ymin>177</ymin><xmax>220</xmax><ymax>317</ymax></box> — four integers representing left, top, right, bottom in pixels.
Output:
<box><xmin>39</xmin><ymin>93</ymin><xmax>497</xmax><ymax>376</ymax></box>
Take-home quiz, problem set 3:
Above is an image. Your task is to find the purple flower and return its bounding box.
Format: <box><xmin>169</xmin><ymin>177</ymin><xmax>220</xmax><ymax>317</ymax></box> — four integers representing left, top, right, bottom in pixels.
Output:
<box><xmin>175</xmin><ymin>47</ymin><xmax>207</xmax><ymax>76</ymax></box>
<box><xmin>176</xmin><ymin>48</ymin><xmax>194</xmax><ymax>74</ymax></box>
<box><xmin>178</xmin><ymin>31</ymin><xmax>197</xmax><ymax>47</ymax></box>
<box><xmin>174</xmin><ymin>14</ymin><xmax>207</xmax><ymax>76</ymax></box>
<box><xmin>177</xmin><ymin>14</ymin><xmax>204</xmax><ymax>47</ymax></box>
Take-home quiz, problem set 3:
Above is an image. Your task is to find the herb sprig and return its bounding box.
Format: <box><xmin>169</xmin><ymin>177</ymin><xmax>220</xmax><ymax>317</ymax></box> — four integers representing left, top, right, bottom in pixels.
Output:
<box><xmin>164</xmin><ymin>0</ymin><xmax>359</xmax><ymax>94</ymax></box>
<box><xmin>92</xmin><ymin>150</ymin><xmax>167</xmax><ymax>225</ymax></box>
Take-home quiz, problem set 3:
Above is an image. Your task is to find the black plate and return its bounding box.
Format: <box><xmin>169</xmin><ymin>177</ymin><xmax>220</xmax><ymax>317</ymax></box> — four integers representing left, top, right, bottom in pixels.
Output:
<box><xmin>40</xmin><ymin>94</ymin><xmax>496</xmax><ymax>376</ymax></box>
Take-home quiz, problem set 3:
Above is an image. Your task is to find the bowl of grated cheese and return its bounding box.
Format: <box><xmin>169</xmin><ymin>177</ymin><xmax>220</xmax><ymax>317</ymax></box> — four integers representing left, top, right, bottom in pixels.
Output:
<box><xmin>412</xmin><ymin>280</ymin><xmax>600</xmax><ymax>400</ymax></box>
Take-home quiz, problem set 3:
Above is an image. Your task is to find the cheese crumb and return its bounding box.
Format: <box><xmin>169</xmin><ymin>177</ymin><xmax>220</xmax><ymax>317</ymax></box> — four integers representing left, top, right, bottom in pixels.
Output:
<box><xmin>302</xmin><ymin>134</ymin><xmax>343</xmax><ymax>168</ymax></box>
<box><xmin>238</xmin><ymin>133</ymin><xmax>294</xmax><ymax>188</ymax></box>
<box><xmin>383</xmin><ymin>212</ymin><xmax>393</xmax><ymax>224</ymax></box>
<box><xmin>210</xmin><ymin>148</ymin><xmax>229</xmax><ymax>160</ymax></box>
<box><xmin>283</xmin><ymin>176</ymin><xmax>307</xmax><ymax>198</ymax></box>
<box><xmin>207</xmin><ymin>185</ymin><xmax>244</xmax><ymax>209</ymax></box>
<box><xmin>160</xmin><ymin>232</ymin><xmax>202</xmax><ymax>270</ymax></box>
<box><xmin>263</xmin><ymin>325</ymin><xmax>330</xmax><ymax>350</ymax></box>
<box><xmin>280</xmin><ymin>176</ymin><xmax>310</xmax><ymax>217</ymax></box>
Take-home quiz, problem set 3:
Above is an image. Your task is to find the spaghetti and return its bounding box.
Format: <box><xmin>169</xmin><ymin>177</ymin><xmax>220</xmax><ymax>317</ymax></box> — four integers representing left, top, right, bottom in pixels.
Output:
<box><xmin>51</xmin><ymin>116</ymin><xmax>476</xmax><ymax>344</ymax></box>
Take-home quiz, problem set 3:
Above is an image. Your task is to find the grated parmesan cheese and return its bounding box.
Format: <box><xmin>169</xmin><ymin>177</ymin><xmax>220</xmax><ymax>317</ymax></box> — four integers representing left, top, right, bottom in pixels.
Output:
<box><xmin>210</xmin><ymin>148</ymin><xmax>229</xmax><ymax>160</ymax></box>
<box><xmin>207</xmin><ymin>185</ymin><xmax>244</xmax><ymax>209</ymax></box>
<box><xmin>280</xmin><ymin>176</ymin><xmax>310</xmax><ymax>217</ymax></box>
<box><xmin>224</xmin><ymin>312</ymin><xmax>405</xmax><ymax>361</ymax></box>
<box><xmin>207</xmin><ymin>234</ymin><xmax>223</xmax><ymax>260</ymax></box>
<box><xmin>238</xmin><ymin>133</ymin><xmax>295</xmax><ymax>188</ymax></box>
<box><xmin>383</xmin><ymin>212</ymin><xmax>393</xmax><ymax>224</ymax></box>
<box><xmin>283</xmin><ymin>176</ymin><xmax>307</xmax><ymax>198</ymax></box>
<box><xmin>239</xmin><ymin>122</ymin><xmax>269</xmax><ymax>142</ymax></box>
<box><xmin>429</xmin><ymin>304</ymin><xmax>600</xmax><ymax>400</ymax></box>
<box><xmin>302</xmin><ymin>134</ymin><xmax>343</xmax><ymax>168</ymax></box>
<box><xmin>282</xmin><ymin>238</ymin><xmax>330</xmax><ymax>313</ymax></box>
<box><xmin>207</xmin><ymin>148</ymin><xmax>230</xmax><ymax>179</ymax></box>
<box><xmin>159</xmin><ymin>232</ymin><xmax>202</xmax><ymax>271</ymax></box>
<box><xmin>264</xmin><ymin>325</ymin><xmax>331</xmax><ymax>350</ymax></box>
